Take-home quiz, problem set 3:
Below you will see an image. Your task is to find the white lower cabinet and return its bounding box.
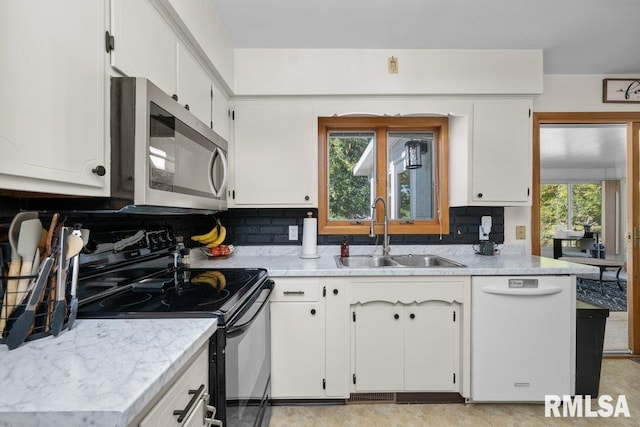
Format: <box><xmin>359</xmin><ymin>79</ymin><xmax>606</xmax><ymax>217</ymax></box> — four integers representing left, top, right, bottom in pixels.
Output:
<box><xmin>270</xmin><ymin>278</ymin><xmax>348</xmax><ymax>399</ymax></box>
<box><xmin>269</xmin><ymin>276</ymin><xmax>470</xmax><ymax>400</ymax></box>
<box><xmin>139</xmin><ymin>344</ymin><xmax>210</xmax><ymax>426</ymax></box>
<box><xmin>352</xmin><ymin>299</ymin><xmax>461</xmax><ymax>393</ymax></box>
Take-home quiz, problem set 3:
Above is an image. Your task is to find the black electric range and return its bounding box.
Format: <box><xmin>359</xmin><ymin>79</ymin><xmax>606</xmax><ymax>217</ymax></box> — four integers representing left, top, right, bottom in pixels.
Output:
<box><xmin>76</xmin><ymin>246</ymin><xmax>273</xmax><ymax>427</ymax></box>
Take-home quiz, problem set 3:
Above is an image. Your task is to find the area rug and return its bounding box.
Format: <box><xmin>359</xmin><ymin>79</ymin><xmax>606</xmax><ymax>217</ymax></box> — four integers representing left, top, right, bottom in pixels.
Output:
<box><xmin>576</xmin><ymin>277</ymin><xmax>627</xmax><ymax>312</ymax></box>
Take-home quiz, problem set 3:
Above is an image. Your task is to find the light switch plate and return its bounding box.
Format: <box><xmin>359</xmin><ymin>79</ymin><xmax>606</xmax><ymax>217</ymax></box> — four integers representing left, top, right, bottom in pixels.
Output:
<box><xmin>289</xmin><ymin>225</ymin><xmax>298</xmax><ymax>241</ymax></box>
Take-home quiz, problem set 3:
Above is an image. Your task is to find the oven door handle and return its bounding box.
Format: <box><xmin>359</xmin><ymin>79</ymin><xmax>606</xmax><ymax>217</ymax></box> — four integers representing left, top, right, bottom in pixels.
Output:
<box><xmin>227</xmin><ymin>285</ymin><xmax>273</xmax><ymax>338</ymax></box>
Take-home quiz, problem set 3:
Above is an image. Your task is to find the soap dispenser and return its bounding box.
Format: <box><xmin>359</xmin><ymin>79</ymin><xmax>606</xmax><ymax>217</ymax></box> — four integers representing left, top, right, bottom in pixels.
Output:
<box><xmin>340</xmin><ymin>236</ymin><xmax>350</xmax><ymax>258</ymax></box>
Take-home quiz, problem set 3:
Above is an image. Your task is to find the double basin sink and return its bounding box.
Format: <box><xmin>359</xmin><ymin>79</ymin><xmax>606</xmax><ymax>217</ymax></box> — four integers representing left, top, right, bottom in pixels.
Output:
<box><xmin>335</xmin><ymin>254</ymin><xmax>464</xmax><ymax>268</ymax></box>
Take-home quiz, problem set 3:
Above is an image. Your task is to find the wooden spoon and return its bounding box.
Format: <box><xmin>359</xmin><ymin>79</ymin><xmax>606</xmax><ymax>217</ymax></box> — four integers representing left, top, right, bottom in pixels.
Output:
<box><xmin>0</xmin><ymin>211</ymin><xmax>38</xmax><ymax>333</ymax></box>
<box><xmin>15</xmin><ymin>218</ymin><xmax>43</xmax><ymax>307</ymax></box>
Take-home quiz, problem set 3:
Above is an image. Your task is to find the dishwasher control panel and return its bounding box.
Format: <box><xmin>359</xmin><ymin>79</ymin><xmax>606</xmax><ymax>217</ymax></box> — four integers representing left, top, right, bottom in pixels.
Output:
<box><xmin>508</xmin><ymin>278</ymin><xmax>538</xmax><ymax>288</ymax></box>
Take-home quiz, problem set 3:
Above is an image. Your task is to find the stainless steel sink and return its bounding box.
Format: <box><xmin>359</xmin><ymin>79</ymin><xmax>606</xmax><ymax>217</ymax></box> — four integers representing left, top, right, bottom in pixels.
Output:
<box><xmin>334</xmin><ymin>254</ymin><xmax>464</xmax><ymax>268</ymax></box>
<box><xmin>335</xmin><ymin>255</ymin><xmax>400</xmax><ymax>268</ymax></box>
<box><xmin>390</xmin><ymin>254</ymin><xmax>464</xmax><ymax>268</ymax></box>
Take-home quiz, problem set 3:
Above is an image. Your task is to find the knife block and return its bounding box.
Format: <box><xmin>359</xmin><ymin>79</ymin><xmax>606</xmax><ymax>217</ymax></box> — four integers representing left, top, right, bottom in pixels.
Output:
<box><xmin>0</xmin><ymin>265</ymin><xmax>69</xmax><ymax>347</ymax></box>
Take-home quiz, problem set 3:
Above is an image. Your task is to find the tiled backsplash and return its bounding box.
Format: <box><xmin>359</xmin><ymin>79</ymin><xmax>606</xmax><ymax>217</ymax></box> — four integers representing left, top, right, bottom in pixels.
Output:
<box><xmin>216</xmin><ymin>207</ymin><xmax>504</xmax><ymax>247</ymax></box>
<box><xmin>0</xmin><ymin>197</ymin><xmax>503</xmax><ymax>248</ymax></box>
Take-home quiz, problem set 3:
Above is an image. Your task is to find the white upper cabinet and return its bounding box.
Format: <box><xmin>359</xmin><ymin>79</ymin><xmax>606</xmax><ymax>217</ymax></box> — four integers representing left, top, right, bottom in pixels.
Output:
<box><xmin>0</xmin><ymin>0</ymin><xmax>108</xmax><ymax>196</ymax></box>
<box><xmin>212</xmin><ymin>85</ymin><xmax>230</xmax><ymax>140</ymax></box>
<box><xmin>232</xmin><ymin>100</ymin><xmax>316</xmax><ymax>207</ymax></box>
<box><xmin>177</xmin><ymin>42</ymin><xmax>213</xmax><ymax>126</ymax></box>
<box><xmin>450</xmin><ymin>99</ymin><xmax>533</xmax><ymax>206</ymax></box>
<box><xmin>109</xmin><ymin>0</ymin><xmax>177</xmax><ymax>97</ymax></box>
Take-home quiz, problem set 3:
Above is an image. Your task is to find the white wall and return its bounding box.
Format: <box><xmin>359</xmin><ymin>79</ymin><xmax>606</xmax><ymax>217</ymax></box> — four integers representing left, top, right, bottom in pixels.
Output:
<box><xmin>234</xmin><ymin>49</ymin><xmax>543</xmax><ymax>96</ymax></box>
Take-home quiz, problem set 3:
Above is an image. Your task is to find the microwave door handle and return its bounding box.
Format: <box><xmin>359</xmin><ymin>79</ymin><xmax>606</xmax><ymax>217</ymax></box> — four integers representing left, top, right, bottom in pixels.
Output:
<box><xmin>209</xmin><ymin>147</ymin><xmax>228</xmax><ymax>198</ymax></box>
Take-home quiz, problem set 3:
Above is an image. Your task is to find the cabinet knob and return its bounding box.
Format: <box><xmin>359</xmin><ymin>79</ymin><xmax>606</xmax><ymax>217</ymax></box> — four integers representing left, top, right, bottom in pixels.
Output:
<box><xmin>410</xmin><ymin>313</ymin><xmax>415</xmax><ymax>319</ymax></box>
<box><xmin>91</xmin><ymin>165</ymin><xmax>106</xmax><ymax>176</ymax></box>
<box><xmin>185</xmin><ymin>104</ymin><xmax>190</xmax><ymax>111</ymax></box>
<box><xmin>394</xmin><ymin>313</ymin><xmax>399</xmax><ymax>320</ymax></box>
<box><xmin>304</xmin><ymin>195</ymin><xmax>310</xmax><ymax>201</ymax></box>
<box><xmin>172</xmin><ymin>94</ymin><xmax>179</xmax><ymax>101</ymax></box>
<box><xmin>333</xmin><ymin>289</ymin><xmax>339</xmax><ymax>295</ymax></box>
<box><xmin>477</xmin><ymin>193</ymin><xmax>483</xmax><ymax>198</ymax></box>
<box><xmin>310</xmin><ymin>309</ymin><xmax>316</xmax><ymax>315</ymax></box>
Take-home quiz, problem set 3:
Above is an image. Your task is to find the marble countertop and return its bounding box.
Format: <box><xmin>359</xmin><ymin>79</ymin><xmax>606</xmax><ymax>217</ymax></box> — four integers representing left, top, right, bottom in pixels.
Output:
<box><xmin>0</xmin><ymin>318</ymin><xmax>217</xmax><ymax>427</ymax></box>
<box><xmin>189</xmin><ymin>244</ymin><xmax>599</xmax><ymax>277</ymax></box>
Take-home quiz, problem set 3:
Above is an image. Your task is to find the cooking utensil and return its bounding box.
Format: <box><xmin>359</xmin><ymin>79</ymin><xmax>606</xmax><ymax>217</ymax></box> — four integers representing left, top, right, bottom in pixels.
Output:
<box><xmin>44</xmin><ymin>215</ymin><xmax>60</xmax><ymax>331</ymax></box>
<box><xmin>15</xmin><ymin>218</ymin><xmax>44</xmax><ymax>306</ymax></box>
<box><xmin>51</xmin><ymin>227</ymin><xmax>69</xmax><ymax>336</ymax></box>
<box><xmin>0</xmin><ymin>211</ymin><xmax>38</xmax><ymax>333</ymax></box>
<box><xmin>66</xmin><ymin>231</ymin><xmax>86</xmax><ymax>330</ymax></box>
<box><xmin>5</xmin><ymin>256</ymin><xmax>54</xmax><ymax>350</ymax></box>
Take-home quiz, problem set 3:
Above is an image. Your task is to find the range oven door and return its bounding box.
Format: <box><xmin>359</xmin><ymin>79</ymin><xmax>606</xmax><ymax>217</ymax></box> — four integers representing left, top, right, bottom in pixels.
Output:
<box><xmin>212</xmin><ymin>283</ymin><xmax>272</xmax><ymax>427</ymax></box>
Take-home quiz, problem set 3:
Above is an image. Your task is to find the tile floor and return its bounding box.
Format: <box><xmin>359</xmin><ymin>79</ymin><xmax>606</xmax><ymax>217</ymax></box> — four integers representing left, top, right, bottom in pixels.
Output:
<box><xmin>269</xmin><ymin>359</ymin><xmax>640</xmax><ymax>426</ymax></box>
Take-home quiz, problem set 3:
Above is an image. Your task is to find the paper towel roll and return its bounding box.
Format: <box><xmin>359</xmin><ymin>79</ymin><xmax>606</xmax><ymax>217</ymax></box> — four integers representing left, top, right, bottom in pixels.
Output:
<box><xmin>300</xmin><ymin>217</ymin><xmax>319</xmax><ymax>258</ymax></box>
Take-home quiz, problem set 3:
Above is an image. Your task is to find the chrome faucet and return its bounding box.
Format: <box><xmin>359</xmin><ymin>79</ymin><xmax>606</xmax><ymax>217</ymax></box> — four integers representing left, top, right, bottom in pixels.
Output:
<box><xmin>370</xmin><ymin>197</ymin><xmax>390</xmax><ymax>255</ymax></box>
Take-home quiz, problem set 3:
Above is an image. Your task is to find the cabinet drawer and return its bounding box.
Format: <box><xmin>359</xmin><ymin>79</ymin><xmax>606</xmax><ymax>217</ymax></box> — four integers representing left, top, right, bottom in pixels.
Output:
<box><xmin>139</xmin><ymin>346</ymin><xmax>208</xmax><ymax>426</ymax></box>
<box><xmin>271</xmin><ymin>278</ymin><xmax>323</xmax><ymax>302</ymax></box>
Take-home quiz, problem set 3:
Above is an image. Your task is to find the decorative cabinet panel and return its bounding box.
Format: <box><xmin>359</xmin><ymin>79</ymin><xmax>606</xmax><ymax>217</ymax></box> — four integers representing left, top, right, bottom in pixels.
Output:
<box><xmin>232</xmin><ymin>100</ymin><xmax>316</xmax><ymax>207</ymax></box>
<box><xmin>0</xmin><ymin>0</ymin><xmax>108</xmax><ymax>196</ymax></box>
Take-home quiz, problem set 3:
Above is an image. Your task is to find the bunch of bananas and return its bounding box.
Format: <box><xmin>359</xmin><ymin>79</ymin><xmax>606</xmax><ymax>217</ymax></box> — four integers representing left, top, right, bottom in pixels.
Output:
<box><xmin>191</xmin><ymin>218</ymin><xmax>227</xmax><ymax>248</ymax></box>
<box><xmin>191</xmin><ymin>271</ymin><xmax>227</xmax><ymax>290</ymax></box>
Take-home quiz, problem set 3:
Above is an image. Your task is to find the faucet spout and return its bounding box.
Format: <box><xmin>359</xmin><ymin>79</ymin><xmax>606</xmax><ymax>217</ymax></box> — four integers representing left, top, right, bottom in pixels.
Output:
<box><xmin>371</xmin><ymin>197</ymin><xmax>390</xmax><ymax>255</ymax></box>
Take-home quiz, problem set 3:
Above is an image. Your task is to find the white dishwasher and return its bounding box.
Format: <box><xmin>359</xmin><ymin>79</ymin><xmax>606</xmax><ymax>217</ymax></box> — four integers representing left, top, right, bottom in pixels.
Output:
<box><xmin>471</xmin><ymin>276</ymin><xmax>575</xmax><ymax>402</ymax></box>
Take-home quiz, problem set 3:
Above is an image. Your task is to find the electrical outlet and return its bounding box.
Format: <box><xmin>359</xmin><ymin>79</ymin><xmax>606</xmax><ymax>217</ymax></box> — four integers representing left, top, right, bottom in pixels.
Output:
<box><xmin>288</xmin><ymin>225</ymin><xmax>298</xmax><ymax>241</ymax></box>
<box><xmin>516</xmin><ymin>225</ymin><xmax>526</xmax><ymax>240</ymax></box>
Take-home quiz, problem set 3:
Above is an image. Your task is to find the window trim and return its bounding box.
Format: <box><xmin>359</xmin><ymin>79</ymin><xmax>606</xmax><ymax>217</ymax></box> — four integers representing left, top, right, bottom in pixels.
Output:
<box><xmin>318</xmin><ymin>116</ymin><xmax>449</xmax><ymax>235</ymax></box>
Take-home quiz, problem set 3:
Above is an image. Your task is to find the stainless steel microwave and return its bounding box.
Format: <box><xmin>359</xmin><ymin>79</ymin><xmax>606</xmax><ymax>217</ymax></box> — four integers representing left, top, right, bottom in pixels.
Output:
<box><xmin>110</xmin><ymin>77</ymin><xmax>228</xmax><ymax>213</ymax></box>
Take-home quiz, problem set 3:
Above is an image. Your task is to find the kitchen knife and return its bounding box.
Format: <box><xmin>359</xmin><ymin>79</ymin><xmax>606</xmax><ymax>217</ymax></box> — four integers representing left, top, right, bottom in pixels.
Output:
<box><xmin>6</xmin><ymin>256</ymin><xmax>54</xmax><ymax>350</ymax></box>
<box><xmin>51</xmin><ymin>227</ymin><xmax>69</xmax><ymax>336</ymax></box>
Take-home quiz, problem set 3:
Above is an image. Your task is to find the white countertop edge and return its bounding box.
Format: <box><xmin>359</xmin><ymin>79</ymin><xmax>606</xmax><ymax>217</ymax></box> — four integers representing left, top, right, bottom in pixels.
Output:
<box><xmin>189</xmin><ymin>246</ymin><xmax>599</xmax><ymax>277</ymax></box>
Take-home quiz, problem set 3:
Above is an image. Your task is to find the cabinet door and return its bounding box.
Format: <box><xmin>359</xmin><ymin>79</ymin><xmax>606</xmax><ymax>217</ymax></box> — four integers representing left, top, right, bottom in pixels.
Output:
<box><xmin>472</xmin><ymin>101</ymin><xmax>532</xmax><ymax>204</ymax></box>
<box><xmin>404</xmin><ymin>302</ymin><xmax>459</xmax><ymax>392</ymax></box>
<box><xmin>233</xmin><ymin>100</ymin><xmax>315</xmax><ymax>206</ymax></box>
<box><xmin>110</xmin><ymin>0</ymin><xmax>177</xmax><ymax>97</ymax></box>
<box><xmin>354</xmin><ymin>303</ymin><xmax>404</xmax><ymax>391</ymax></box>
<box><xmin>177</xmin><ymin>43</ymin><xmax>212</xmax><ymax>127</ymax></box>
<box><xmin>212</xmin><ymin>85</ymin><xmax>230</xmax><ymax>140</ymax></box>
<box><xmin>270</xmin><ymin>301</ymin><xmax>323</xmax><ymax>398</ymax></box>
<box><xmin>0</xmin><ymin>0</ymin><xmax>107</xmax><ymax>196</ymax></box>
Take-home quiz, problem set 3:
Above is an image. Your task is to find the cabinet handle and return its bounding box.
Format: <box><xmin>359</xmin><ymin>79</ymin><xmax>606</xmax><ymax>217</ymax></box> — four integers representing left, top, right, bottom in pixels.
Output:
<box><xmin>394</xmin><ymin>313</ymin><xmax>399</xmax><ymax>320</ymax></box>
<box><xmin>173</xmin><ymin>384</ymin><xmax>205</xmax><ymax>422</ymax></box>
<box><xmin>205</xmin><ymin>401</ymin><xmax>223</xmax><ymax>426</ymax></box>
<box><xmin>410</xmin><ymin>313</ymin><xmax>415</xmax><ymax>319</ymax></box>
<box><xmin>283</xmin><ymin>290</ymin><xmax>304</xmax><ymax>296</ymax></box>
<box><xmin>91</xmin><ymin>165</ymin><xmax>106</xmax><ymax>176</ymax></box>
<box><xmin>333</xmin><ymin>289</ymin><xmax>339</xmax><ymax>295</ymax></box>
<box><xmin>311</xmin><ymin>309</ymin><xmax>316</xmax><ymax>315</ymax></box>
<box><xmin>477</xmin><ymin>192</ymin><xmax>483</xmax><ymax>198</ymax></box>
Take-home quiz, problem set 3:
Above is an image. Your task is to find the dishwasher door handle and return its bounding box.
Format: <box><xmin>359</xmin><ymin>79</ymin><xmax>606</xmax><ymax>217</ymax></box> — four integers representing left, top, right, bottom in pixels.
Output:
<box><xmin>481</xmin><ymin>286</ymin><xmax>563</xmax><ymax>296</ymax></box>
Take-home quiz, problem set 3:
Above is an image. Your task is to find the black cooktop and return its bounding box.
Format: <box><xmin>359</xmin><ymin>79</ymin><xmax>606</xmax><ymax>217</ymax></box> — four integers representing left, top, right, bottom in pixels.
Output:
<box><xmin>77</xmin><ymin>267</ymin><xmax>269</xmax><ymax>323</ymax></box>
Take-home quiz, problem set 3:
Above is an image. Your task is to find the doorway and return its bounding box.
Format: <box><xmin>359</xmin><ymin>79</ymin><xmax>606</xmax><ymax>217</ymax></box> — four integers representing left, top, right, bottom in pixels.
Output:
<box><xmin>532</xmin><ymin>112</ymin><xmax>640</xmax><ymax>355</ymax></box>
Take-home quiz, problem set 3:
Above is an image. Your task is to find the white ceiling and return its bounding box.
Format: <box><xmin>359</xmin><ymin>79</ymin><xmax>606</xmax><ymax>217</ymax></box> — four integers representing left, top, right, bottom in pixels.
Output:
<box><xmin>210</xmin><ymin>0</ymin><xmax>640</xmax><ymax>74</ymax></box>
<box><xmin>540</xmin><ymin>124</ymin><xmax>627</xmax><ymax>170</ymax></box>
